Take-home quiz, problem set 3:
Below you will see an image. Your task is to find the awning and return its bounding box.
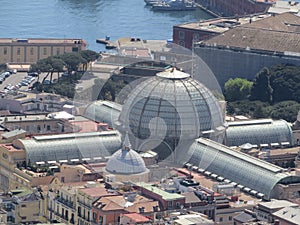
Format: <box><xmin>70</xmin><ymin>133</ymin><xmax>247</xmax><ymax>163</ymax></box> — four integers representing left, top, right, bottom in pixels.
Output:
<box><xmin>59</xmin><ymin>160</ymin><xmax>68</xmax><ymax>163</ymax></box>
<box><xmin>82</xmin><ymin>158</ymin><xmax>91</xmax><ymax>161</ymax></box>
<box><xmin>271</xmin><ymin>143</ymin><xmax>279</xmax><ymax>147</ymax></box>
<box><xmin>217</xmin><ymin>176</ymin><xmax>224</xmax><ymax>181</ymax></box>
<box><xmin>281</xmin><ymin>142</ymin><xmax>290</xmax><ymax>146</ymax></box>
<box><xmin>70</xmin><ymin>159</ymin><xmax>79</xmax><ymax>162</ymax></box>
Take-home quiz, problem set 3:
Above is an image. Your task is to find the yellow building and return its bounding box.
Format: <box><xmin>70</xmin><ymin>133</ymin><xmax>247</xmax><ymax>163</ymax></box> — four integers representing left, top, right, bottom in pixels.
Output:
<box><xmin>0</xmin><ymin>38</ymin><xmax>87</xmax><ymax>66</ymax></box>
<box><xmin>1</xmin><ymin>189</ymin><xmax>48</xmax><ymax>224</ymax></box>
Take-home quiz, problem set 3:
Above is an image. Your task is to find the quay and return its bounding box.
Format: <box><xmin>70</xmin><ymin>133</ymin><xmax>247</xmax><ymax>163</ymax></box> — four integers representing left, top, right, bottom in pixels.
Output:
<box><xmin>96</xmin><ymin>38</ymin><xmax>117</xmax><ymax>49</ymax></box>
<box><xmin>194</xmin><ymin>2</ymin><xmax>220</xmax><ymax>17</ymax></box>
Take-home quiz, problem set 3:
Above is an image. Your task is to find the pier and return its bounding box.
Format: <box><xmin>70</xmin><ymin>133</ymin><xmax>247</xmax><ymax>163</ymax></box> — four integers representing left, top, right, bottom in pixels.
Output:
<box><xmin>96</xmin><ymin>38</ymin><xmax>117</xmax><ymax>49</ymax></box>
<box><xmin>194</xmin><ymin>2</ymin><xmax>220</xmax><ymax>18</ymax></box>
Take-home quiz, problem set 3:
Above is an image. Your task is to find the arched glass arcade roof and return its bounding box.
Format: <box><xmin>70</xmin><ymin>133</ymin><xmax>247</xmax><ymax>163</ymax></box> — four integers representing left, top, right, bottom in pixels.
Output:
<box><xmin>185</xmin><ymin>138</ymin><xmax>300</xmax><ymax>200</ymax></box>
<box><xmin>225</xmin><ymin>119</ymin><xmax>293</xmax><ymax>147</ymax></box>
<box><xmin>16</xmin><ymin>130</ymin><xmax>122</xmax><ymax>164</ymax></box>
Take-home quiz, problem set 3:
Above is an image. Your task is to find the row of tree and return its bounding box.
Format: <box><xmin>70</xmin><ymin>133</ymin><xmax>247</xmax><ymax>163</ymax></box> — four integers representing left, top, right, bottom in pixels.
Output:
<box><xmin>30</xmin><ymin>50</ymin><xmax>99</xmax><ymax>98</ymax></box>
<box><xmin>30</xmin><ymin>50</ymin><xmax>99</xmax><ymax>84</ymax></box>
<box><xmin>224</xmin><ymin>64</ymin><xmax>300</xmax><ymax>122</ymax></box>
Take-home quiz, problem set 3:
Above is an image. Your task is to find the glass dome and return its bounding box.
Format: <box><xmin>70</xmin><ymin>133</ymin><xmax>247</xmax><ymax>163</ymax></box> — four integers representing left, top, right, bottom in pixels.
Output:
<box><xmin>106</xmin><ymin>135</ymin><xmax>147</xmax><ymax>175</ymax></box>
<box><xmin>119</xmin><ymin>68</ymin><xmax>225</xmax><ymax>145</ymax></box>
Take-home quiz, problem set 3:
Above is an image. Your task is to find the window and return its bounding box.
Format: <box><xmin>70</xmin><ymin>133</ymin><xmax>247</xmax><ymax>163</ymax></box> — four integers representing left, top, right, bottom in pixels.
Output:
<box><xmin>219</xmin><ymin>217</ymin><xmax>223</xmax><ymax>222</ymax></box>
<box><xmin>21</xmin><ymin>216</ymin><xmax>26</xmax><ymax>220</ymax></box>
<box><xmin>43</xmin><ymin>47</ymin><xmax>47</xmax><ymax>55</ymax></box>
<box><xmin>193</xmin><ymin>33</ymin><xmax>199</xmax><ymax>41</ymax></box>
<box><xmin>78</xmin><ymin>206</ymin><xmax>81</xmax><ymax>217</ymax></box>
<box><xmin>47</xmin><ymin>125</ymin><xmax>51</xmax><ymax>131</ymax></box>
<box><xmin>30</xmin><ymin>47</ymin><xmax>34</xmax><ymax>55</ymax></box>
<box><xmin>72</xmin><ymin>47</ymin><xmax>79</xmax><ymax>52</ymax></box>
<box><xmin>93</xmin><ymin>212</ymin><xmax>97</xmax><ymax>222</ymax></box>
<box><xmin>229</xmin><ymin>216</ymin><xmax>232</xmax><ymax>221</ymax></box>
<box><xmin>179</xmin><ymin>40</ymin><xmax>185</xmax><ymax>47</ymax></box>
<box><xmin>17</xmin><ymin>48</ymin><xmax>21</xmax><ymax>55</ymax></box>
<box><xmin>179</xmin><ymin>31</ymin><xmax>185</xmax><ymax>39</ymax></box>
<box><xmin>4</xmin><ymin>47</ymin><xmax>7</xmax><ymax>55</ymax></box>
<box><xmin>99</xmin><ymin>216</ymin><xmax>103</xmax><ymax>225</ymax></box>
<box><xmin>21</xmin><ymin>204</ymin><xmax>26</xmax><ymax>207</ymax></box>
<box><xmin>56</xmin><ymin>48</ymin><xmax>60</xmax><ymax>55</ymax></box>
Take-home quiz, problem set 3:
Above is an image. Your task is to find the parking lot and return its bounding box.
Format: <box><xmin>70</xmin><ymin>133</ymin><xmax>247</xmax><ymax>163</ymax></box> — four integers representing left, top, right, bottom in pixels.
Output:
<box><xmin>0</xmin><ymin>71</ymin><xmax>36</xmax><ymax>93</ymax></box>
<box><xmin>0</xmin><ymin>71</ymin><xmax>59</xmax><ymax>94</ymax></box>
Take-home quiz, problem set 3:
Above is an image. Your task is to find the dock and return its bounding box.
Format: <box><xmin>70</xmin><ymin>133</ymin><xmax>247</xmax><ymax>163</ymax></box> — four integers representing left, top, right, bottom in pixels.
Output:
<box><xmin>96</xmin><ymin>38</ymin><xmax>117</xmax><ymax>49</ymax></box>
<box><xmin>194</xmin><ymin>2</ymin><xmax>220</xmax><ymax>18</ymax></box>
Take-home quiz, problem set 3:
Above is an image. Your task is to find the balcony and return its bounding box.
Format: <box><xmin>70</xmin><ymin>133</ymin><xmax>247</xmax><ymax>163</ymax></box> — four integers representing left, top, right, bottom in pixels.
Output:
<box><xmin>56</xmin><ymin>197</ymin><xmax>75</xmax><ymax>210</ymax></box>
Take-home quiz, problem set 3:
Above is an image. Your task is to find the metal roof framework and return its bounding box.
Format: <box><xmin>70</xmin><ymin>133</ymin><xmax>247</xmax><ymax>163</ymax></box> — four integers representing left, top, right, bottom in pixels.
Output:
<box><xmin>186</xmin><ymin>138</ymin><xmax>300</xmax><ymax>200</ymax></box>
<box><xmin>19</xmin><ymin>131</ymin><xmax>122</xmax><ymax>164</ymax></box>
<box><xmin>225</xmin><ymin>119</ymin><xmax>294</xmax><ymax>147</ymax></box>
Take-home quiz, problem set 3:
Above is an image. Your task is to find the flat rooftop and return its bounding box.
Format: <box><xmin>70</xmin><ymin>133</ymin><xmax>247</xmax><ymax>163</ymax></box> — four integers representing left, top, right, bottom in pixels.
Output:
<box><xmin>174</xmin><ymin>14</ymin><xmax>270</xmax><ymax>34</ymax></box>
<box><xmin>178</xmin><ymin>168</ymin><xmax>260</xmax><ymax>208</ymax></box>
<box><xmin>0</xmin><ymin>38</ymin><xmax>86</xmax><ymax>45</ymax></box>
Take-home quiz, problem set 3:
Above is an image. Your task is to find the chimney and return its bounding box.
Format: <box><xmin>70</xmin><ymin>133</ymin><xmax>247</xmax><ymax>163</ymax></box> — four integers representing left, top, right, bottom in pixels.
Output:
<box><xmin>139</xmin><ymin>207</ymin><xmax>145</xmax><ymax>214</ymax></box>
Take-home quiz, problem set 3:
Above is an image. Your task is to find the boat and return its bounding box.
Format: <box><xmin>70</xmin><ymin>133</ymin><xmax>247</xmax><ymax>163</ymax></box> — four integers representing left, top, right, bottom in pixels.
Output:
<box><xmin>151</xmin><ymin>0</ymin><xmax>197</xmax><ymax>11</ymax></box>
<box><xmin>144</xmin><ymin>0</ymin><xmax>163</xmax><ymax>6</ymax></box>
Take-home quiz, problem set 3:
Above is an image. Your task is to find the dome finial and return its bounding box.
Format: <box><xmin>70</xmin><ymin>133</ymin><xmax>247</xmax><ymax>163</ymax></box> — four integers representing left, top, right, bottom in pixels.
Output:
<box><xmin>123</xmin><ymin>132</ymin><xmax>132</xmax><ymax>151</ymax></box>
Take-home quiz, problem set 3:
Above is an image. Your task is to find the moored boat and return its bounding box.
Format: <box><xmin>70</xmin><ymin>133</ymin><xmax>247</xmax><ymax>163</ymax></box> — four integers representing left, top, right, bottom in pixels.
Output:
<box><xmin>151</xmin><ymin>0</ymin><xmax>196</xmax><ymax>11</ymax></box>
<box><xmin>144</xmin><ymin>0</ymin><xmax>162</xmax><ymax>5</ymax></box>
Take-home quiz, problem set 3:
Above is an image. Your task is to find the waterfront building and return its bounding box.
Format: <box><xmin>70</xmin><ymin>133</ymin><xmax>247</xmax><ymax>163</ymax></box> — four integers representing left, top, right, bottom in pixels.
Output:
<box><xmin>194</xmin><ymin>12</ymin><xmax>300</xmax><ymax>87</ymax></box>
<box><xmin>0</xmin><ymin>38</ymin><xmax>87</xmax><ymax>68</ymax></box>
<box><xmin>196</xmin><ymin>0</ymin><xmax>274</xmax><ymax>17</ymax></box>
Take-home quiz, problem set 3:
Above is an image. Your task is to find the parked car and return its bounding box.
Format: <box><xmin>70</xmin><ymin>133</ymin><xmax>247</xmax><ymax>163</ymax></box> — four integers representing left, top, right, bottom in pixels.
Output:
<box><xmin>28</xmin><ymin>72</ymin><xmax>39</xmax><ymax>77</ymax></box>
<box><xmin>8</xmin><ymin>69</ymin><xmax>17</xmax><ymax>74</ymax></box>
<box><xmin>3</xmin><ymin>72</ymin><xmax>10</xmax><ymax>78</ymax></box>
<box><xmin>42</xmin><ymin>80</ymin><xmax>51</xmax><ymax>85</ymax></box>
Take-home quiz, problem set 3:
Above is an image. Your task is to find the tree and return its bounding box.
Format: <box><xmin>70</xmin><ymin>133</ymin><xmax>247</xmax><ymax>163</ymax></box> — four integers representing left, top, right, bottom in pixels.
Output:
<box><xmin>269</xmin><ymin>64</ymin><xmax>300</xmax><ymax>103</ymax></box>
<box><xmin>45</xmin><ymin>57</ymin><xmax>65</xmax><ymax>83</ymax></box>
<box><xmin>269</xmin><ymin>101</ymin><xmax>300</xmax><ymax>122</ymax></box>
<box><xmin>59</xmin><ymin>52</ymin><xmax>86</xmax><ymax>72</ymax></box>
<box><xmin>224</xmin><ymin>78</ymin><xmax>253</xmax><ymax>101</ymax></box>
<box><xmin>80</xmin><ymin>50</ymin><xmax>99</xmax><ymax>71</ymax></box>
<box><xmin>250</xmin><ymin>67</ymin><xmax>273</xmax><ymax>103</ymax></box>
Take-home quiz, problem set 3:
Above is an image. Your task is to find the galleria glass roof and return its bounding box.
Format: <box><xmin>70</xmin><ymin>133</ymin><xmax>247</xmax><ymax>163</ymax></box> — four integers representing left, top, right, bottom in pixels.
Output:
<box><xmin>19</xmin><ymin>131</ymin><xmax>121</xmax><ymax>164</ymax></box>
<box><xmin>84</xmin><ymin>100</ymin><xmax>122</xmax><ymax>128</ymax></box>
<box><xmin>186</xmin><ymin>138</ymin><xmax>300</xmax><ymax>200</ymax></box>
<box><xmin>119</xmin><ymin>68</ymin><xmax>225</xmax><ymax>143</ymax></box>
<box><xmin>225</xmin><ymin>119</ymin><xmax>294</xmax><ymax>147</ymax></box>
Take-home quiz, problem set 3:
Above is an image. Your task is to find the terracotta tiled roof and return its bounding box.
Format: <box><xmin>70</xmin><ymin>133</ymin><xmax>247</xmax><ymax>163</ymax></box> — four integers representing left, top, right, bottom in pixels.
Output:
<box><xmin>243</xmin><ymin>12</ymin><xmax>300</xmax><ymax>33</ymax></box>
<box><xmin>122</xmin><ymin>213</ymin><xmax>150</xmax><ymax>223</ymax></box>
<box><xmin>31</xmin><ymin>176</ymin><xmax>55</xmax><ymax>187</ymax></box>
<box><xmin>93</xmin><ymin>194</ymin><xmax>159</xmax><ymax>213</ymax></box>
<box><xmin>204</xmin><ymin>12</ymin><xmax>300</xmax><ymax>53</ymax></box>
<box><xmin>79</xmin><ymin>187</ymin><xmax>116</xmax><ymax>198</ymax></box>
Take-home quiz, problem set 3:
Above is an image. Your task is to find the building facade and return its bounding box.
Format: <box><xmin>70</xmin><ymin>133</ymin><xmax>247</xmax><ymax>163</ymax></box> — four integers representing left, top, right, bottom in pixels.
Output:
<box><xmin>196</xmin><ymin>0</ymin><xmax>273</xmax><ymax>16</ymax></box>
<box><xmin>0</xmin><ymin>38</ymin><xmax>87</xmax><ymax>66</ymax></box>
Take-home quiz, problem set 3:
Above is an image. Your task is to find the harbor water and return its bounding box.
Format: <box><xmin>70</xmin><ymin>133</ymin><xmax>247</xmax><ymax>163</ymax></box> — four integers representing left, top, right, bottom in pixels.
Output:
<box><xmin>0</xmin><ymin>0</ymin><xmax>213</xmax><ymax>51</ymax></box>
